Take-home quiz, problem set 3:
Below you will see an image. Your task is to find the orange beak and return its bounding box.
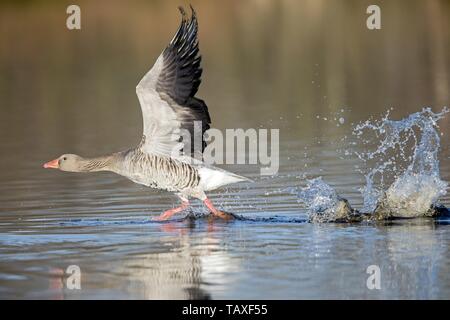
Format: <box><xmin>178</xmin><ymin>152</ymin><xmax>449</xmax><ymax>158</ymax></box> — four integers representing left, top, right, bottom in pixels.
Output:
<box><xmin>43</xmin><ymin>158</ymin><xmax>59</xmax><ymax>169</ymax></box>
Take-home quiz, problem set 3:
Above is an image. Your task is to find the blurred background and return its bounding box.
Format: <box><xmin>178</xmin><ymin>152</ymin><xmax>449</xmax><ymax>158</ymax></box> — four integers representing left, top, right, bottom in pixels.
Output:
<box><xmin>0</xmin><ymin>0</ymin><xmax>449</xmax><ymax>155</ymax></box>
<box><xmin>0</xmin><ymin>0</ymin><xmax>450</xmax><ymax>299</ymax></box>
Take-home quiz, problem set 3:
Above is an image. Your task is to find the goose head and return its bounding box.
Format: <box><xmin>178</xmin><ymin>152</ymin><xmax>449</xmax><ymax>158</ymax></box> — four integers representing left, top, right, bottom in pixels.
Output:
<box><xmin>43</xmin><ymin>154</ymin><xmax>84</xmax><ymax>172</ymax></box>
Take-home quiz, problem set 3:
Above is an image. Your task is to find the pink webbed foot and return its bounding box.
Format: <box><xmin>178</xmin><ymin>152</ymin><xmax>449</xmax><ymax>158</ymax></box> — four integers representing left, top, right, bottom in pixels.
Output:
<box><xmin>153</xmin><ymin>201</ymin><xmax>189</xmax><ymax>221</ymax></box>
<box><xmin>203</xmin><ymin>198</ymin><xmax>234</xmax><ymax>220</ymax></box>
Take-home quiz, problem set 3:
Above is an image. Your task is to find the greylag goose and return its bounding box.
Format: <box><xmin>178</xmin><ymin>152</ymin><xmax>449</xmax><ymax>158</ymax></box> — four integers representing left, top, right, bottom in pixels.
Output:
<box><xmin>43</xmin><ymin>6</ymin><xmax>251</xmax><ymax>221</ymax></box>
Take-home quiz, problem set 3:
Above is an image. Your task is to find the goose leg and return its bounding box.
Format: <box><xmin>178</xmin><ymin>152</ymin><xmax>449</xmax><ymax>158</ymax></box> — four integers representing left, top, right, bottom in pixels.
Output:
<box><xmin>153</xmin><ymin>200</ymin><xmax>189</xmax><ymax>221</ymax></box>
<box><xmin>203</xmin><ymin>198</ymin><xmax>229</xmax><ymax>219</ymax></box>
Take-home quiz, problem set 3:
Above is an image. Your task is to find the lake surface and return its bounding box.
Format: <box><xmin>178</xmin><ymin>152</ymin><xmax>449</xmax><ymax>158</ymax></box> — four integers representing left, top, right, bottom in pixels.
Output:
<box><xmin>0</xmin><ymin>0</ymin><xmax>449</xmax><ymax>299</ymax></box>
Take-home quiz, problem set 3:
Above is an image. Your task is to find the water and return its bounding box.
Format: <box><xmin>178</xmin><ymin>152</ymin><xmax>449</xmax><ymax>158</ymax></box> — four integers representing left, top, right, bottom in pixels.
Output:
<box><xmin>297</xmin><ymin>177</ymin><xmax>342</xmax><ymax>218</ymax></box>
<box><xmin>296</xmin><ymin>177</ymin><xmax>356</xmax><ymax>223</ymax></box>
<box><xmin>1</xmin><ymin>108</ymin><xmax>449</xmax><ymax>299</ymax></box>
<box><xmin>354</xmin><ymin>108</ymin><xmax>449</xmax><ymax>214</ymax></box>
<box><xmin>1</xmin><ymin>0</ymin><xmax>450</xmax><ymax>300</ymax></box>
<box><xmin>297</xmin><ymin>108</ymin><xmax>449</xmax><ymax>222</ymax></box>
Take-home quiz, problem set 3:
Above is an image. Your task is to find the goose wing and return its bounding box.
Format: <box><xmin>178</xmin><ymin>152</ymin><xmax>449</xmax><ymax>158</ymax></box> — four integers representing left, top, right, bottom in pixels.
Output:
<box><xmin>135</xmin><ymin>6</ymin><xmax>211</xmax><ymax>158</ymax></box>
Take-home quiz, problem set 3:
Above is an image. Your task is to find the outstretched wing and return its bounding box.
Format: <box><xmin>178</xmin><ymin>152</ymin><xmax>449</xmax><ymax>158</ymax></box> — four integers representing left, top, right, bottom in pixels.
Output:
<box><xmin>135</xmin><ymin>6</ymin><xmax>211</xmax><ymax>158</ymax></box>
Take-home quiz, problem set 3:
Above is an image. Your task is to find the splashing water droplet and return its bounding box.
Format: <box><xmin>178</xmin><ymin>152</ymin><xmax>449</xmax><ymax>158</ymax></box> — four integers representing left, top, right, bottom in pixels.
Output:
<box><xmin>295</xmin><ymin>108</ymin><xmax>448</xmax><ymax>220</ymax></box>
<box><xmin>353</xmin><ymin>107</ymin><xmax>448</xmax><ymax>215</ymax></box>
<box><xmin>295</xmin><ymin>178</ymin><xmax>355</xmax><ymax>222</ymax></box>
<box><xmin>296</xmin><ymin>178</ymin><xmax>339</xmax><ymax>216</ymax></box>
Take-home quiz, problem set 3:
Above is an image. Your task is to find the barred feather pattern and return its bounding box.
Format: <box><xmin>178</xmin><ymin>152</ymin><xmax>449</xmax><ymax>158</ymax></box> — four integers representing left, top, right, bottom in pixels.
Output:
<box><xmin>117</xmin><ymin>147</ymin><xmax>200</xmax><ymax>192</ymax></box>
<box><xmin>81</xmin><ymin>157</ymin><xmax>113</xmax><ymax>172</ymax></box>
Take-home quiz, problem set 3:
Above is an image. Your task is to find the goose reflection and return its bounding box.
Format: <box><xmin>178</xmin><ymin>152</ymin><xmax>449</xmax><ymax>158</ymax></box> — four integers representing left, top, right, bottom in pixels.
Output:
<box><xmin>114</xmin><ymin>219</ymin><xmax>242</xmax><ymax>299</ymax></box>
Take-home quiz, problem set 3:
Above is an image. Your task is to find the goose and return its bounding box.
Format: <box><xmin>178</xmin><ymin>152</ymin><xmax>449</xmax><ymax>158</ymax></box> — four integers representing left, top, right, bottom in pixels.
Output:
<box><xmin>43</xmin><ymin>6</ymin><xmax>251</xmax><ymax>221</ymax></box>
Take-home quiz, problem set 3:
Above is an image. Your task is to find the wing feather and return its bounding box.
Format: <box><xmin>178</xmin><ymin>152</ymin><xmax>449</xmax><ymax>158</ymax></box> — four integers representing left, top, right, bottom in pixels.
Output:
<box><xmin>136</xmin><ymin>6</ymin><xmax>210</xmax><ymax>158</ymax></box>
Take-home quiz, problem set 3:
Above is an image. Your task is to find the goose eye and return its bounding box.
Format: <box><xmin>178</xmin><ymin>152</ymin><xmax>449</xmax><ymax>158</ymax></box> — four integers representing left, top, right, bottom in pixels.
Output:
<box><xmin>63</xmin><ymin>157</ymin><xmax>67</xmax><ymax>161</ymax></box>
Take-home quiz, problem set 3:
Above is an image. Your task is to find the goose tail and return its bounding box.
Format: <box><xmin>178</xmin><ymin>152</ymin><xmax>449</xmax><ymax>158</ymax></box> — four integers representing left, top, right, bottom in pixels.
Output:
<box><xmin>198</xmin><ymin>167</ymin><xmax>253</xmax><ymax>191</ymax></box>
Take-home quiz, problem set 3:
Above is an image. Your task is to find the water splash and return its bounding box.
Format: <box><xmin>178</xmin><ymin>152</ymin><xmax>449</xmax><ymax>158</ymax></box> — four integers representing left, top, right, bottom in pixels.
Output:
<box><xmin>295</xmin><ymin>108</ymin><xmax>448</xmax><ymax>221</ymax></box>
<box><xmin>296</xmin><ymin>177</ymin><xmax>356</xmax><ymax>222</ymax></box>
<box><xmin>379</xmin><ymin>174</ymin><xmax>447</xmax><ymax>217</ymax></box>
<box><xmin>353</xmin><ymin>107</ymin><xmax>448</xmax><ymax>215</ymax></box>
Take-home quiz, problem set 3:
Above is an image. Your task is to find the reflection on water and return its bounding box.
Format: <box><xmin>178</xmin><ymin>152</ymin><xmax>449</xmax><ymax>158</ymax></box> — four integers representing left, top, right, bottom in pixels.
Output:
<box><xmin>3</xmin><ymin>214</ymin><xmax>450</xmax><ymax>299</ymax></box>
<box><xmin>0</xmin><ymin>0</ymin><xmax>449</xmax><ymax>299</ymax></box>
